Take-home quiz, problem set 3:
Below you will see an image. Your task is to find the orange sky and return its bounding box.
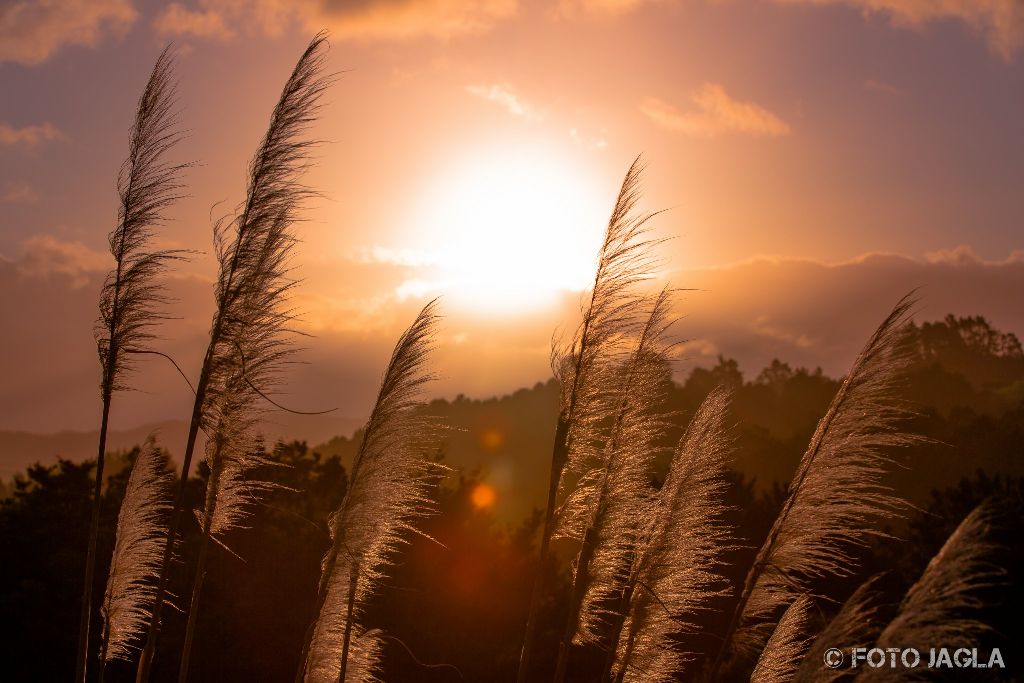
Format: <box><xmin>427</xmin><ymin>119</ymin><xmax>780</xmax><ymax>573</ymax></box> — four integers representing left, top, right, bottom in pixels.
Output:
<box><xmin>1</xmin><ymin>0</ymin><xmax>1022</xmax><ymax>434</ymax></box>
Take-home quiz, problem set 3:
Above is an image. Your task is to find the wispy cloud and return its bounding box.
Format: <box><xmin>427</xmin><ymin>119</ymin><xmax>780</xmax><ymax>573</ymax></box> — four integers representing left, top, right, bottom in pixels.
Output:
<box><xmin>153</xmin><ymin>2</ymin><xmax>235</xmax><ymax>40</ymax></box>
<box><xmin>153</xmin><ymin>0</ymin><xmax>516</xmax><ymax>42</ymax></box>
<box><xmin>0</xmin><ymin>0</ymin><xmax>136</xmax><ymax>66</ymax></box>
<box><xmin>555</xmin><ymin>0</ymin><xmax>662</xmax><ymax>17</ymax></box>
<box><xmin>0</xmin><ymin>122</ymin><xmax>63</xmax><ymax>146</ymax></box>
<box><xmin>0</xmin><ymin>183</ymin><xmax>39</xmax><ymax>203</ymax></box>
<box><xmin>569</xmin><ymin>127</ymin><xmax>608</xmax><ymax>150</ymax></box>
<box><xmin>772</xmin><ymin>0</ymin><xmax>1024</xmax><ymax>61</ymax></box>
<box><xmin>14</xmin><ymin>235</ymin><xmax>110</xmax><ymax>287</ymax></box>
<box><xmin>641</xmin><ymin>84</ymin><xmax>791</xmax><ymax>138</ymax></box>
<box><xmin>925</xmin><ymin>244</ymin><xmax>1024</xmax><ymax>267</ymax></box>
<box><xmin>324</xmin><ymin>0</ymin><xmax>516</xmax><ymax>40</ymax></box>
<box><xmin>864</xmin><ymin>79</ymin><xmax>901</xmax><ymax>95</ymax></box>
<box><xmin>466</xmin><ymin>83</ymin><xmax>543</xmax><ymax>121</ymax></box>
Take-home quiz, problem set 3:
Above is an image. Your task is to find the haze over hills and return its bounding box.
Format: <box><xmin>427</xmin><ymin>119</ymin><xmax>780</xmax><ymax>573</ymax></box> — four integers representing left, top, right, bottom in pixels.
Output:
<box><xmin>281</xmin><ymin>314</ymin><xmax>1024</xmax><ymax>522</ymax></box>
<box><xmin>0</xmin><ymin>413</ymin><xmax>361</xmax><ymax>480</ymax></box>
<box><xmin>4</xmin><ymin>315</ymin><xmax>1022</xmax><ymax>525</ymax></box>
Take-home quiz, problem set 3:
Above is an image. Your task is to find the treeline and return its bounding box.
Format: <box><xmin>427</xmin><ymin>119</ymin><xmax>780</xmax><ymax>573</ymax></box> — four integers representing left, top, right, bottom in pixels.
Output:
<box><xmin>2</xmin><ymin>423</ymin><xmax>1021</xmax><ymax>680</ymax></box>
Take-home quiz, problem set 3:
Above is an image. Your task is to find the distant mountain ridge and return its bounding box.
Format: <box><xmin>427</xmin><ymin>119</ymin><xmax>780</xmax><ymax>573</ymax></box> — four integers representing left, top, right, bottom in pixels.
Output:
<box><xmin>4</xmin><ymin>315</ymin><xmax>1022</xmax><ymax>526</ymax></box>
<box><xmin>0</xmin><ymin>413</ymin><xmax>361</xmax><ymax>479</ymax></box>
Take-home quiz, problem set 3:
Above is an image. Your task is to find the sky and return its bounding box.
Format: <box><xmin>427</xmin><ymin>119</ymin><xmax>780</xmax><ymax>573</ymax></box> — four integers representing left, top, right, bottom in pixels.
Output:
<box><xmin>1</xmin><ymin>0</ymin><xmax>1022</xmax><ymax>435</ymax></box>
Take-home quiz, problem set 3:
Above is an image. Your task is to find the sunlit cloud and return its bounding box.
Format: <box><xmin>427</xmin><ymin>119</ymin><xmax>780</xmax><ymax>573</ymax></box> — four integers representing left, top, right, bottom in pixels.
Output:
<box><xmin>0</xmin><ymin>121</ymin><xmax>63</xmax><ymax>146</ymax></box>
<box><xmin>13</xmin><ymin>235</ymin><xmax>110</xmax><ymax>287</ymax></box>
<box><xmin>0</xmin><ymin>0</ymin><xmax>136</xmax><ymax>65</ymax></box>
<box><xmin>569</xmin><ymin>127</ymin><xmax>609</xmax><ymax>150</ymax></box>
<box><xmin>358</xmin><ymin>245</ymin><xmax>436</xmax><ymax>268</ymax></box>
<box><xmin>0</xmin><ymin>183</ymin><xmax>39</xmax><ymax>204</ymax></box>
<box><xmin>640</xmin><ymin>84</ymin><xmax>791</xmax><ymax>138</ymax></box>
<box><xmin>153</xmin><ymin>0</ymin><xmax>517</xmax><ymax>42</ymax></box>
<box><xmin>675</xmin><ymin>248</ymin><xmax>1024</xmax><ymax>376</ymax></box>
<box><xmin>773</xmin><ymin>0</ymin><xmax>1024</xmax><ymax>61</ymax></box>
<box><xmin>751</xmin><ymin>315</ymin><xmax>818</xmax><ymax>349</ymax></box>
<box><xmin>323</xmin><ymin>0</ymin><xmax>517</xmax><ymax>40</ymax></box>
<box><xmin>153</xmin><ymin>2</ymin><xmax>236</xmax><ymax>40</ymax></box>
<box><xmin>864</xmin><ymin>79</ymin><xmax>901</xmax><ymax>95</ymax></box>
<box><xmin>466</xmin><ymin>83</ymin><xmax>543</xmax><ymax>121</ymax></box>
<box><xmin>925</xmin><ymin>245</ymin><xmax>1024</xmax><ymax>266</ymax></box>
<box><xmin>555</xmin><ymin>0</ymin><xmax>664</xmax><ymax>17</ymax></box>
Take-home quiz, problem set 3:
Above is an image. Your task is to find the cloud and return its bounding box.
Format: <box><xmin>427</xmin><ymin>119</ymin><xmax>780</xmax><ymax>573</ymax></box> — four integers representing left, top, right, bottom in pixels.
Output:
<box><xmin>466</xmin><ymin>83</ymin><xmax>543</xmax><ymax>121</ymax></box>
<box><xmin>924</xmin><ymin>244</ymin><xmax>1024</xmax><ymax>266</ymax></box>
<box><xmin>569</xmin><ymin>127</ymin><xmax>609</xmax><ymax>150</ymax></box>
<box><xmin>153</xmin><ymin>0</ymin><xmax>516</xmax><ymax>42</ymax></box>
<box><xmin>0</xmin><ymin>183</ymin><xmax>39</xmax><ymax>203</ymax></box>
<box><xmin>0</xmin><ymin>122</ymin><xmax>63</xmax><ymax>146</ymax></box>
<box><xmin>555</xmin><ymin>0</ymin><xmax>663</xmax><ymax>17</ymax></box>
<box><xmin>322</xmin><ymin>0</ymin><xmax>516</xmax><ymax>40</ymax></box>
<box><xmin>674</xmin><ymin>248</ymin><xmax>1024</xmax><ymax>378</ymax></box>
<box><xmin>864</xmin><ymin>79</ymin><xmax>901</xmax><ymax>95</ymax></box>
<box><xmin>13</xmin><ymin>235</ymin><xmax>110</xmax><ymax>287</ymax></box>
<box><xmin>641</xmin><ymin>84</ymin><xmax>791</xmax><ymax>138</ymax></box>
<box><xmin>3</xmin><ymin>234</ymin><xmax>1022</xmax><ymax>437</ymax></box>
<box><xmin>153</xmin><ymin>2</ymin><xmax>236</xmax><ymax>40</ymax></box>
<box><xmin>0</xmin><ymin>0</ymin><xmax>136</xmax><ymax>65</ymax></box>
<box><xmin>773</xmin><ymin>0</ymin><xmax>1024</xmax><ymax>61</ymax></box>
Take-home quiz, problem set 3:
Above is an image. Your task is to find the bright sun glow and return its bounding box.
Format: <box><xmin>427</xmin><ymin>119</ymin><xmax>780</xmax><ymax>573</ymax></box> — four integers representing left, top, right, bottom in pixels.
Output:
<box><xmin>392</xmin><ymin>145</ymin><xmax>609</xmax><ymax>314</ymax></box>
<box><xmin>470</xmin><ymin>483</ymin><xmax>497</xmax><ymax>508</ymax></box>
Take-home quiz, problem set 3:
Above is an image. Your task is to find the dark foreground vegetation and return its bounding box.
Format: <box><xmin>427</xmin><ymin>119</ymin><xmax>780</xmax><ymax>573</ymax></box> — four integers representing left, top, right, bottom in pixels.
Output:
<box><xmin>2</xmin><ymin>314</ymin><xmax>1022</xmax><ymax>682</ymax></box>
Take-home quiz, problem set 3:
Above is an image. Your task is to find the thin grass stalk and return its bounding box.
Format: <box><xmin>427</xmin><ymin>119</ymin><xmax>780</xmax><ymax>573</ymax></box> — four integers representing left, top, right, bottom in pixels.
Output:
<box><xmin>608</xmin><ymin>386</ymin><xmax>735</xmax><ymax>683</ymax></box>
<box><xmin>517</xmin><ymin>158</ymin><xmax>659</xmax><ymax>683</ymax></box>
<box><xmin>794</xmin><ymin>577</ymin><xmax>885</xmax><ymax>683</ymax></box>
<box><xmin>77</xmin><ymin>46</ymin><xmax>187</xmax><ymax>683</ymax></box>
<box><xmin>705</xmin><ymin>295</ymin><xmax>919</xmax><ymax>681</ymax></box>
<box><xmin>553</xmin><ymin>525</ymin><xmax>598</xmax><ymax>683</ymax></box>
<box><xmin>136</xmin><ymin>34</ymin><xmax>330</xmax><ymax>682</ymax></box>
<box><xmin>749</xmin><ymin>596</ymin><xmax>814</xmax><ymax>683</ymax></box>
<box><xmin>859</xmin><ymin>501</ymin><xmax>1007</xmax><ymax>682</ymax></box>
<box><xmin>552</xmin><ymin>291</ymin><xmax>673</xmax><ymax>683</ymax></box>
<box><xmin>337</xmin><ymin>559</ymin><xmax>361</xmax><ymax>682</ymax></box>
<box><xmin>82</xmin><ymin>392</ymin><xmax>114</xmax><ymax>682</ymax></box>
<box><xmin>176</xmin><ymin>442</ymin><xmax>222</xmax><ymax>683</ymax></box>
<box><xmin>300</xmin><ymin>301</ymin><xmax>441</xmax><ymax>683</ymax></box>
<box><xmin>99</xmin><ymin>443</ymin><xmax>174</xmax><ymax>679</ymax></box>
<box><xmin>178</xmin><ymin>352</ymin><xmax>288</xmax><ymax>681</ymax></box>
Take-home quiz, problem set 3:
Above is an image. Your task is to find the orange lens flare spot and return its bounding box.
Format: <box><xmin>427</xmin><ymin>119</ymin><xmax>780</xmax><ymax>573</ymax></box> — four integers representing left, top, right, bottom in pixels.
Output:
<box><xmin>471</xmin><ymin>483</ymin><xmax>496</xmax><ymax>508</ymax></box>
<box><xmin>479</xmin><ymin>428</ymin><xmax>504</xmax><ymax>450</ymax></box>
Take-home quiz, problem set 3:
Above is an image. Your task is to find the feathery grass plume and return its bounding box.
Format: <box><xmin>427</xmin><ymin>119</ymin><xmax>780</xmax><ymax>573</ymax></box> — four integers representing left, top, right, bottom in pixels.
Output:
<box><xmin>794</xmin><ymin>578</ymin><xmax>885</xmax><ymax>683</ymax></box>
<box><xmin>517</xmin><ymin>158</ymin><xmax>661</xmax><ymax>683</ymax></box>
<box><xmin>750</xmin><ymin>596</ymin><xmax>815</xmax><ymax>683</ymax></box>
<box><xmin>300</xmin><ymin>301</ymin><xmax>442</xmax><ymax>683</ymax></box>
<box><xmin>178</xmin><ymin>407</ymin><xmax>278</xmax><ymax>682</ymax></box>
<box><xmin>77</xmin><ymin>46</ymin><xmax>188</xmax><ymax>683</ymax></box>
<box><xmin>552</xmin><ymin>290</ymin><xmax>675</xmax><ymax>683</ymax></box>
<box><xmin>99</xmin><ymin>442</ymin><xmax>174</xmax><ymax>673</ymax></box>
<box><xmin>707</xmin><ymin>294</ymin><xmax>921</xmax><ymax>679</ymax></box>
<box><xmin>611</xmin><ymin>385</ymin><xmax>736</xmax><ymax>683</ymax></box>
<box><xmin>179</xmin><ymin>340</ymin><xmax>291</xmax><ymax>681</ymax></box>
<box><xmin>859</xmin><ymin>501</ymin><xmax>1007</xmax><ymax>681</ymax></box>
<box><xmin>136</xmin><ymin>33</ymin><xmax>331</xmax><ymax>683</ymax></box>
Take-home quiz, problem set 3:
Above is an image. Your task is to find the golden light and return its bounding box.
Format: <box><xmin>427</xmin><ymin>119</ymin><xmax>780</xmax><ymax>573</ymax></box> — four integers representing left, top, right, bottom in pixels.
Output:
<box><xmin>471</xmin><ymin>483</ymin><xmax>497</xmax><ymax>508</ymax></box>
<box><xmin>396</xmin><ymin>143</ymin><xmax>609</xmax><ymax>314</ymax></box>
<box><xmin>479</xmin><ymin>428</ymin><xmax>504</xmax><ymax>450</ymax></box>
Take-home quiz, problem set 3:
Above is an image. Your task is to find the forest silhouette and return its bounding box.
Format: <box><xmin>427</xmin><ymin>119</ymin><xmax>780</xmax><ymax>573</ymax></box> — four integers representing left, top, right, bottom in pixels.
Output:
<box><xmin>2</xmin><ymin>314</ymin><xmax>1022</xmax><ymax>681</ymax></box>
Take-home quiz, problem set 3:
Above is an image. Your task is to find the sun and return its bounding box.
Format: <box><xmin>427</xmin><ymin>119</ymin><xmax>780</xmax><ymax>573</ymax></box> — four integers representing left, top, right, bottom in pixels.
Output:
<box><xmin>396</xmin><ymin>144</ymin><xmax>610</xmax><ymax>314</ymax></box>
